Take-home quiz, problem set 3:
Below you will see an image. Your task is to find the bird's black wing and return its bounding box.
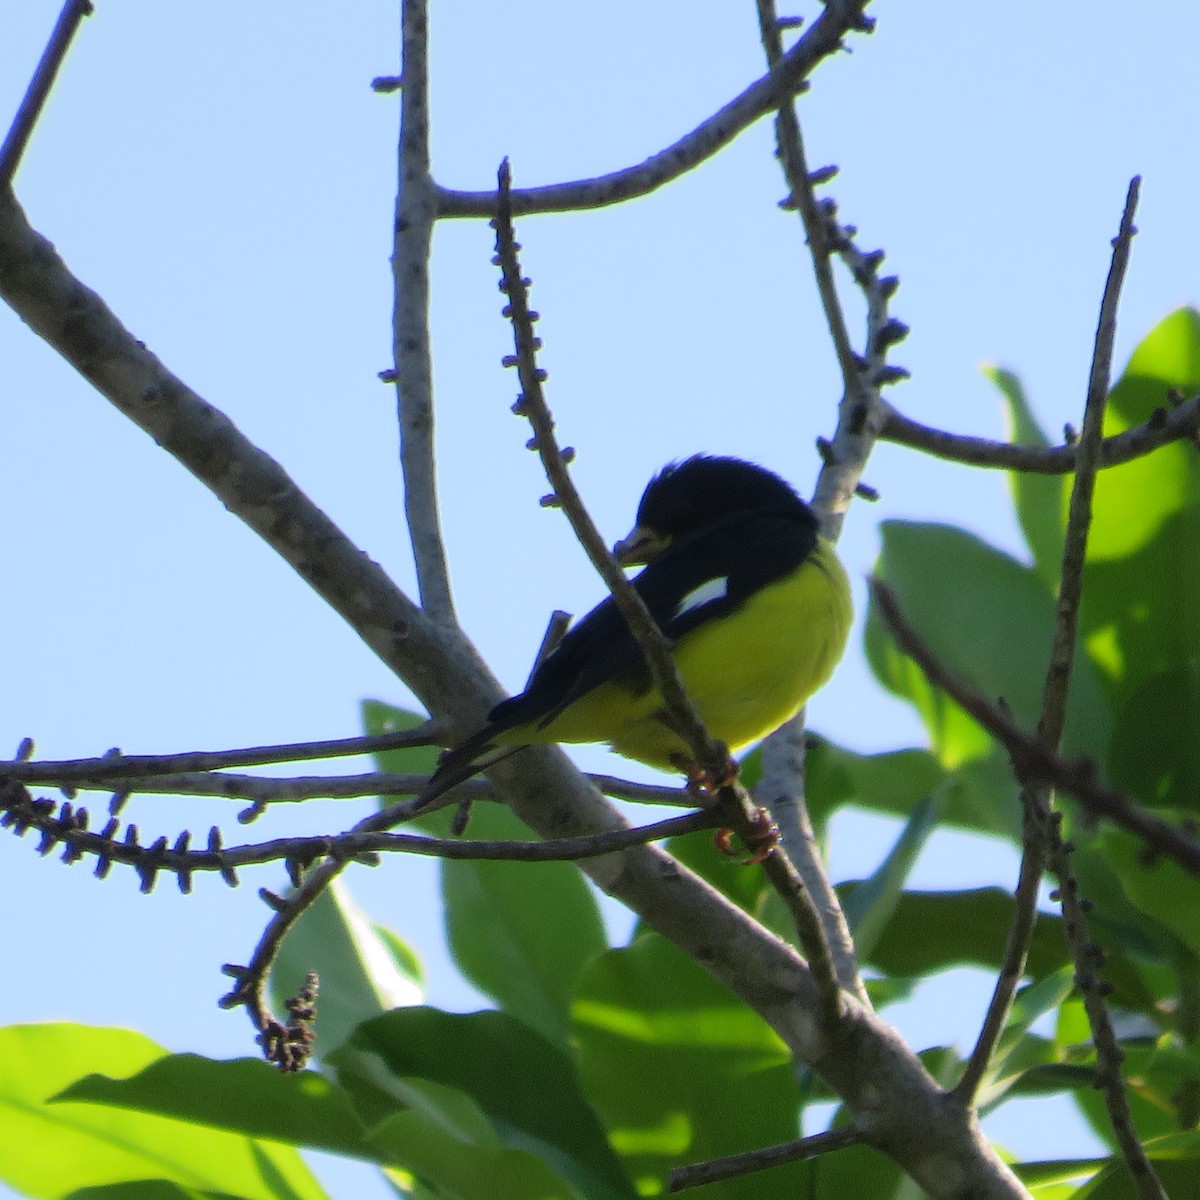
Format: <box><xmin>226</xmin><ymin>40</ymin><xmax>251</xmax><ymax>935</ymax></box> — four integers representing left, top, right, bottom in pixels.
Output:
<box><xmin>491</xmin><ymin>510</ymin><xmax>818</xmax><ymax>733</ymax></box>
<box><xmin>419</xmin><ymin>510</ymin><xmax>815</xmax><ymax>806</ymax></box>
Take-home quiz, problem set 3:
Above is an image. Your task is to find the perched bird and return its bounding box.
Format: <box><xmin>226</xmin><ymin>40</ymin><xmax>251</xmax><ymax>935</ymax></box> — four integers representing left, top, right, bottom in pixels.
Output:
<box><xmin>417</xmin><ymin>455</ymin><xmax>852</xmax><ymax>807</ymax></box>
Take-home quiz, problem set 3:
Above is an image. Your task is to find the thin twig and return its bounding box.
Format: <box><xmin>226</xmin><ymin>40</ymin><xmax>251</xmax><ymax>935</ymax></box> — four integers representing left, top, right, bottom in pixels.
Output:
<box><xmin>669</xmin><ymin>1124</ymin><xmax>865</xmax><ymax>1192</ymax></box>
<box><xmin>1026</xmin><ymin>178</ymin><xmax>1164</xmax><ymax>1200</ymax></box>
<box><xmin>878</xmin><ymin>393</ymin><xmax>1200</xmax><ymax>473</ymax></box>
<box><xmin>869</xmin><ymin>577</ymin><xmax>1200</xmax><ymax>878</ymax></box>
<box><xmin>752</xmin><ymin>0</ymin><xmax>872</xmax><ymax>1010</ymax></box>
<box><xmin>492</xmin><ymin>160</ymin><xmax>725</xmax><ymax>785</ymax></box>
<box><xmin>0</xmin><ymin>725</ymin><xmax>446</xmax><ymax>784</ymax></box>
<box><xmin>393</xmin><ymin>0</ymin><xmax>454</xmax><ymax>621</ymax></box>
<box><xmin>435</xmin><ymin>2</ymin><xmax>874</xmax><ymax>218</ymax></box>
<box><xmin>957</xmin><ymin>177</ymin><xmax>1142</xmax><ymax>1105</ymax></box>
<box><xmin>0</xmin><ymin>0</ymin><xmax>93</xmax><ymax>186</ymax></box>
<box><xmin>0</xmin><ymin>763</ymin><xmax>687</xmax><ymax>808</ymax></box>
<box><xmin>755</xmin><ymin>0</ymin><xmax>863</xmax><ymax>406</ymax></box>
<box><xmin>0</xmin><ymin>779</ymin><xmax>713</xmax><ymax>876</ymax></box>
<box><xmin>492</xmin><ymin>159</ymin><xmax>847</xmax><ymax>1025</ymax></box>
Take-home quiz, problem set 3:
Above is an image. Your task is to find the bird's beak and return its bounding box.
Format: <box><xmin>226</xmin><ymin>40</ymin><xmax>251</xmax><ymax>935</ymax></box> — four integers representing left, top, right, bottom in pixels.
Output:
<box><xmin>612</xmin><ymin>525</ymin><xmax>670</xmax><ymax>566</ymax></box>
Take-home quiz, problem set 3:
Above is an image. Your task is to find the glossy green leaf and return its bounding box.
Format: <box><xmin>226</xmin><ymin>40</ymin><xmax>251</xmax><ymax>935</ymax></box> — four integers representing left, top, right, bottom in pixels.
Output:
<box><xmin>361</xmin><ymin>700</ymin><xmax>443</xmax><ymax>784</ymax></box>
<box><xmin>1107</xmin><ymin>661</ymin><xmax>1200</xmax><ymax>813</ymax></box>
<box><xmin>842</xmin><ymin>794</ymin><xmax>941</xmax><ymax>961</ymax></box>
<box><xmin>1086</xmin><ymin>309</ymin><xmax>1200</xmax><ymax>563</ymax></box>
<box><xmin>59</xmin><ymin>1053</ymin><xmax>370</xmax><ymax>1163</ymax></box>
<box><xmin>1097</xmin><ymin>828</ymin><xmax>1200</xmax><ymax>960</ymax></box>
<box><xmin>439</xmin><ymin>801</ymin><xmax>608</xmax><ymax>1048</ymax></box>
<box><xmin>572</xmin><ymin>934</ymin><xmax>798</xmax><ymax>1200</ymax></box>
<box><xmin>976</xmin><ymin>968</ymin><xmax>1075</xmax><ymax>1108</ymax></box>
<box><xmin>0</xmin><ymin>1024</ymin><xmax>326</xmax><ymax>1200</ymax></box>
<box><xmin>866</xmin><ymin>522</ymin><xmax>1112</xmax><ymax>764</ymax></box>
<box><xmin>990</xmin><ymin>363</ymin><xmax>1066</xmax><ymax>591</ymax></box>
<box><xmin>352</xmin><ymin>1007</ymin><xmax>635</xmax><ymax>1200</ymax></box>
<box><xmin>368</xmin><ymin>1107</ymin><xmax>589</xmax><ymax>1200</ymax></box>
<box><xmin>841</xmin><ymin>886</ymin><xmax>1155</xmax><ymax>1017</ymax></box>
<box><xmin>364</xmin><ymin>701</ymin><xmax>608</xmax><ymax>1046</ymax></box>
<box><xmin>270</xmin><ymin>878</ymin><xmax>423</xmax><ymax>1059</ymax></box>
<box><xmin>1072</xmin><ymin>1042</ymin><xmax>1193</xmax><ymax>1153</ymax></box>
<box><xmin>791</xmin><ymin>1140</ymin><xmax>904</xmax><ymax>1200</ymax></box>
<box><xmin>805</xmin><ymin>738</ymin><xmax>943</xmax><ymax>822</ymax></box>
<box><xmin>1079</xmin><ymin>1130</ymin><xmax>1200</xmax><ymax>1199</ymax></box>
<box><xmin>59</xmin><ymin>1184</ymin><xmax>213</xmax><ymax>1200</ymax></box>
<box><xmin>1010</xmin><ymin>1157</ymin><xmax>1106</xmax><ymax>1195</ymax></box>
<box><xmin>1078</xmin><ymin>309</ymin><xmax>1200</xmax><ymax>707</ymax></box>
<box><xmin>805</xmin><ymin>737</ymin><xmax>1023</xmax><ymax>840</ymax></box>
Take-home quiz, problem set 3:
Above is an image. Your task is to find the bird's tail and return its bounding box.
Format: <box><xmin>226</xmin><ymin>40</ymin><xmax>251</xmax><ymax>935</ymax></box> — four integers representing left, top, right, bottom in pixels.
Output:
<box><xmin>411</xmin><ymin>729</ymin><xmax>519</xmax><ymax>813</ymax></box>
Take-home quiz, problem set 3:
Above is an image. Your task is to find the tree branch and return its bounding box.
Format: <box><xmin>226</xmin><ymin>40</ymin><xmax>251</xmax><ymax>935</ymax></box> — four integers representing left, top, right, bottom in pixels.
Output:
<box><xmin>434</xmin><ymin>1</ymin><xmax>874</xmax><ymax>218</ymax></box>
<box><xmin>0</xmin><ymin>0</ymin><xmax>93</xmax><ymax>186</ymax></box>
<box><xmin>669</xmin><ymin>1123</ymin><xmax>865</xmax><ymax>1192</ymax></box>
<box><xmin>751</xmin><ymin>0</ymin><xmax>876</xmax><ymax>1011</ymax></box>
<box><xmin>492</xmin><ymin>160</ymin><xmax>853</xmax><ymax>1024</ymax></box>
<box><xmin>392</xmin><ymin>0</ymin><xmax>454</xmax><ymax>621</ymax></box>
<box><xmin>0</xmin><ymin>726</ymin><xmax>445</xmax><ymax>784</ymax></box>
<box><xmin>0</xmin><ymin>188</ymin><xmax>502</xmax><ymax>719</ymax></box>
<box><xmin>869</xmin><ymin>577</ymin><xmax>1200</xmax><ymax>878</ymax></box>
<box><xmin>878</xmin><ymin>392</ymin><xmax>1200</xmax><ymax>473</ymax></box>
<box><xmin>0</xmin><ymin>763</ymin><xmax>684</xmax><ymax>809</ymax></box>
<box><xmin>957</xmin><ymin>176</ymin><xmax>1142</xmax><ymax>1106</ymax></box>
<box><xmin>0</xmin><ymin>777</ymin><xmax>712</xmax><ymax>877</ymax></box>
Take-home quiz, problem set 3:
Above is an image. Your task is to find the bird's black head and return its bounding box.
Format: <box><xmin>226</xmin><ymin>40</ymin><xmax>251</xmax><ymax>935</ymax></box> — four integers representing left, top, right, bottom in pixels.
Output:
<box><xmin>639</xmin><ymin>455</ymin><xmax>812</xmax><ymax>535</ymax></box>
<box><xmin>613</xmin><ymin>455</ymin><xmax>814</xmax><ymax>565</ymax></box>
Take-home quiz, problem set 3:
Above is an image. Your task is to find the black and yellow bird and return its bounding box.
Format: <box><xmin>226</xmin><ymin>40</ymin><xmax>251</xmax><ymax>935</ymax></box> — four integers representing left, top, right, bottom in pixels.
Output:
<box><xmin>418</xmin><ymin>455</ymin><xmax>852</xmax><ymax>807</ymax></box>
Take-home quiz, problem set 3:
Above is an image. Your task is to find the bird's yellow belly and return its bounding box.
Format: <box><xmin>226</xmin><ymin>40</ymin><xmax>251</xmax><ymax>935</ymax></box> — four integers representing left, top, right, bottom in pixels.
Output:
<box><xmin>536</xmin><ymin>546</ymin><xmax>851</xmax><ymax>771</ymax></box>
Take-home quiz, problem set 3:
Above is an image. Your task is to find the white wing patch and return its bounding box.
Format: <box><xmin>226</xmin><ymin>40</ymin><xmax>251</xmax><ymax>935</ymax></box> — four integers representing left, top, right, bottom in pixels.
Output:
<box><xmin>674</xmin><ymin>576</ymin><xmax>729</xmax><ymax>620</ymax></box>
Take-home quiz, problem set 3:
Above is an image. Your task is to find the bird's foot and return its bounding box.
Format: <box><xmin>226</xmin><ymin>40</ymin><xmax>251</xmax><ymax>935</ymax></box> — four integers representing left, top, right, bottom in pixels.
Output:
<box><xmin>714</xmin><ymin>807</ymin><xmax>780</xmax><ymax>865</ymax></box>
<box><xmin>677</xmin><ymin>752</ymin><xmax>740</xmax><ymax>800</ymax></box>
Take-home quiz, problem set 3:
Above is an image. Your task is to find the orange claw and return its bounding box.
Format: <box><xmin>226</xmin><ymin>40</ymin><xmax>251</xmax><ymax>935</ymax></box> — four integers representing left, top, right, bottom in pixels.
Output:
<box><xmin>714</xmin><ymin>807</ymin><xmax>780</xmax><ymax>865</ymax></box>
<box><xmin>681</xmin><ymin>755</ymin><xmax>740</xmax><ymax>800</ymax></box>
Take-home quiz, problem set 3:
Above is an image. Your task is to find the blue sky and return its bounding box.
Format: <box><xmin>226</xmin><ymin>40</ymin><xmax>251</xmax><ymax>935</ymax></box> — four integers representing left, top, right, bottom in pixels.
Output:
<box><xmin>3</xmin><ymin>2</ymin><xmax>1199</xmax><ymax>1189</ymax></box>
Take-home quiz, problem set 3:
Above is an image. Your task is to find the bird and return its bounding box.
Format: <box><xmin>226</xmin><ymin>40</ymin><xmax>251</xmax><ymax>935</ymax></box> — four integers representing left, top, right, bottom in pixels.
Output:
<box><xmin>416</xmin><ymin>455</ymin><xmax>852</xmax><ymax>809</ymax></box>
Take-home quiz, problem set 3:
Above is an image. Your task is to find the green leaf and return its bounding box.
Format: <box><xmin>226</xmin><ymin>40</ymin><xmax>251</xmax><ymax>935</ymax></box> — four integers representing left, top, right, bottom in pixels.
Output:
<box><xmin>1107</xmin><ymin>660</ymin><xmax>1200</xmax><ymax>813</ymax></box>
<box><xmin>866</xmin><ymin>522</ymin><xmax>1112</xmax><ymax>764</ymax></box>
<box><xmin>1010</xmin><ymin>1157</ymin><xmax>1107</xmax><ymax>1195</ymax></box>
<box><xmin>1072</xmin><ymin>1042</ymin><xmax>1194</xmax><ymax>1153</ymax></box>
<box><xmin>364</xmin><ymin>700</ymin><xmax>609</xmax><ymax>1047</ymax></box>
<box><xmin>1078</xmin><ymin>1130</ymin><xmax>1200</xmax><ymax>1198</ymax></box>
<box><xmin>805</xmin><ymin>738</ymin><xmax>944</xmax><ymax>823</ymax></box>
<box><xmin>1077</xmin><ymin>309</ymin><xmax>1200</xmax><ymax>707</ymax></box>
<box><xmin>0</xmin><ymin>1024</ymin><xmax>326</xmax><ymax>1200</ymax></box>
<box><xmin>1086</xmin><ymin>308</ymin><xmax>1200</xmax><ymax>563</ymax></box>
<box><xmin>989</xmin><ymin>364</ymin><xmax>1066</xmax><ymax>591</ymax></box>
<box><xmin>62</xmin><ymin>1184</ymin><xmax>217</xmax><ymax>1200</ymax></box>
<box><xmin>368</xmin><ymin>1108</ymin><xmax>590</xmax><ymax>1200</ymax></box>
<box><xmin>793</xmin><ymin>1140</ymin><xmax>904</xmax><ymax>1200</ymax></box>
<box><xmin>806</xmin><ymin>737</ymin><xmax>1023</xmax><ymax>840</ymax></box>
<box><xmin>270</xmin><ymin>878</ymin><xmax>423</xmax><ymax>1059</ymax></box>
<box><xmin>58</xmin><ymin>1054</ymin><xmax>371</xmax><ymax>1164</ymax></box>
<box><xmin>852</xmin><ymin>888</ymin><xmax>1153</xmax><ymax>1015</ymax></box>
<box><xmin>439</xmin><ymin>801</ymin><xmax>608</xmax><ymax>1048</ymax></box>
<box><xmin>351</xmin><ymin>1007</ymin><xmax>635</xmax><ymax>1200</ymax></box>
<box><xmin>360</xmin><ymin>700</ymin><xmax>443</xmax><ymax>795</ymax></box>
<box><xmin>841</xmin><ymin>794</ymin><xmax>941</xmax><ymax>961</ymax></box>
<box><xmin>975</xmin><ymin>968</ymin><xmax>1076</xmax><ymax>1108</ymax></box>
<box><xmin>572</xmin><ymin>934</ymin><xmax>799</xmax><ymax>1199</ymax></box>
<box><xmin>1099</xmin><ymin>828</ymin><xmax>1200</xmax><ymax>960</ymax></box>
